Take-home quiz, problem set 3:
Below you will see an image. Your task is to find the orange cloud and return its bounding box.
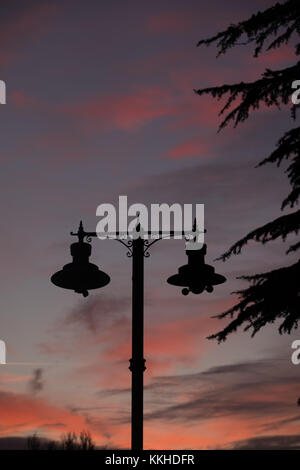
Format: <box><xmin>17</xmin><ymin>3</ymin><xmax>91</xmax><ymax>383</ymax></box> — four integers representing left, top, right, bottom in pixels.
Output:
<box><xmin>143</xmin><ymin>417</ymin><xmax>254</xmax><ymax>450</ymax></box>
<box><xmin>0</xmin><ymin>389</ymin><xmax>99</xmax><ymax>440</ymax></box>
<box><xmin>0</xmin><ymin>372</ymin><xmax>29</xmax><ymax>384</ymax></box>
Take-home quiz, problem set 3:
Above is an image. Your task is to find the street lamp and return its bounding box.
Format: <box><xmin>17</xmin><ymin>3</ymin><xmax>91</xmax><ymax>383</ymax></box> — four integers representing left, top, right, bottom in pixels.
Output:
<box><xmin>51</xmin><ymin>220</ymin><xmax>226</xmax><ymax>450</ymax></box>
<box><xmin>167</xmin><ymin>243</ymin><xmax>226</xmax><ymax>295</ymax></box>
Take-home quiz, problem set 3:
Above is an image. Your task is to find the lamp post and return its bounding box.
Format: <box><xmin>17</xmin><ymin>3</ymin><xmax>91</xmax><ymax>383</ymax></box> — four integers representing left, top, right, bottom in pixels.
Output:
<box><xmin>51</xmin><ymin>220</ymin><xmax>226</xmax><ymax>450</ymax></box>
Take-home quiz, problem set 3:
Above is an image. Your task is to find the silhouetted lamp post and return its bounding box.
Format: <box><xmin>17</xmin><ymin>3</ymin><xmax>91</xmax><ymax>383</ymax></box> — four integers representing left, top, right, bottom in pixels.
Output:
<box><xmin>51</xmin><ymin>220</ymin><xmax>226</xmax><ymax>450</ymax></box>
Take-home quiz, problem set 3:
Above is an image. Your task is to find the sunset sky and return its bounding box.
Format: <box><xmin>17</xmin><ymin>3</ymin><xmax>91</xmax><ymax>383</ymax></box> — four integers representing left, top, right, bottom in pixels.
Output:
<box><xmin>0</xmin><ymin>0</ymin><xmax>300</xmax><ymax>450</ymax></box>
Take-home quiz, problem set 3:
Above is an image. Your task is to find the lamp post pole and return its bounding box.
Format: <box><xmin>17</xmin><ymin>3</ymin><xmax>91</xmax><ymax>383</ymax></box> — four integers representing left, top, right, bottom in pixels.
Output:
<box><xmin>130</xmin><ymin>236</ymin><xmax>145</xmax><ymax>450</ymax></box>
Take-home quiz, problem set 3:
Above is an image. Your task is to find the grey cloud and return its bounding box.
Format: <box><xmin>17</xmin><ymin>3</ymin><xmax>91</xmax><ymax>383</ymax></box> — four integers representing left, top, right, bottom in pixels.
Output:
<box><xmin>144</xmin><ymin>388</ymin><xmax>288</xmax><ymax>423</ymax></box>
<box><xmin>124</xmin><ymin>148</ymin><xmax>294</xmax><ymax>247</ymax></box>
<box><xmin>258</xmin><ymin>414</ymin><xmax>300</xmax><ymax>433</ymax></box>
<box><xmin>28</xmin><ymin>368</ymin><xmax>44</xmax><ymax>394</ymax></box>
<box><xmin>231</xmin><ymin>434</ymin><xmax>300</xmax><ymax>450</ymax></box>
<box><xmin>64</xmin><ymin>294</ymin><xmax>131</xmax><ymax>333</ymax></box>
<box><xmin>118</xmin><ymin>357</ymin><xmax>300</xmax><ymax>426</ymax></box>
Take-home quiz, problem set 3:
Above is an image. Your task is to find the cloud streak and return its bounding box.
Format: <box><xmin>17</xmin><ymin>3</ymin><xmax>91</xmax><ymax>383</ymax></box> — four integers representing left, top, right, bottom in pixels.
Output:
<box><xmin>28</xmin><ymin>369</ymin><xmax>44</xmax><ymax>394</ymax></box>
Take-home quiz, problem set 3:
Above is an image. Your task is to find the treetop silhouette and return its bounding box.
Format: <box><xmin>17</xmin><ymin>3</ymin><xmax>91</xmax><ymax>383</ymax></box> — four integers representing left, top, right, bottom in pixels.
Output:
<box><xmin>196</xmin><ymin>0</ymin><xmax>300</xmax><ymax>341</ymax></box>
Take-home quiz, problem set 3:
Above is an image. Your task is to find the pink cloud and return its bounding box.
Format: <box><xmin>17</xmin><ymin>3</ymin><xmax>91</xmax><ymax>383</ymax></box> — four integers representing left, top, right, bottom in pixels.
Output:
<box><xmin>146</xmin><ymin>12</ymin><xmax>195</xmax><ymax>33</ymax></box>
<box><xmin>60</xmin><ymin>87</ymin><xmax>174</xmax><ymax>131</ymax></box>
<box><xmin>162</xmin><ymin>138</ymin><xmax>213</xmax><ymax>160</ymax></box>
<box><xmin>101</xmin><ymin>312</ymin><xmax>223</xmax><ymax>381</ymax></box>
<box><xmin>10</xmin><ymin>90</ymin><xmax>38</xmax><ymax>108</ymax></box>
<box><xmin>58</xmin><ymin>83</ymin><xmax>224</xmax><ymax>135</ymax></box>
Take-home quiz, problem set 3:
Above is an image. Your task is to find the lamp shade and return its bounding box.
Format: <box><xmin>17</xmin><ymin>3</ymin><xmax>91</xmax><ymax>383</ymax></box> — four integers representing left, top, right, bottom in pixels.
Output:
<box><xmin>51</xmin><ymin>241</ymin><xmax>110</xmax><ymax>297</ymax></box>
<box><xmin>167</xmin><ymin>244</ymin><xmax>226</xmax><ymax>295</ymax></box>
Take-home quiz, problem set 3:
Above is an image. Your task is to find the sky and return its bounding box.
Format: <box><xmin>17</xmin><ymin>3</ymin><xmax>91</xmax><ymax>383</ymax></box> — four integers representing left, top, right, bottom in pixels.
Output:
<box><xmin>0</xmin><ymin>0</ymin><xmax>300</xmax><ymax>450</ymax></box>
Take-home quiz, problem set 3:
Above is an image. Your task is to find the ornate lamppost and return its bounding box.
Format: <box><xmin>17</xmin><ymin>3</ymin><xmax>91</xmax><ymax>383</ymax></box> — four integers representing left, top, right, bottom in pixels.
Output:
<box><xmin>51</xmin><ymin>220</ymin><xmax>226</xmax><ymax>450</ymax></box>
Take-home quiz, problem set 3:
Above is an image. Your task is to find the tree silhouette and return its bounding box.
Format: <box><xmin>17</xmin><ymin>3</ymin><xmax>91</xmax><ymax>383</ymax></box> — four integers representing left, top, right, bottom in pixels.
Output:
<box><xmin>26</xmin><ymin>431</ymin><xmax>96</xmax><ymax>450</ymax></box>
<box><xmin>195</xmin><ymin>0</ymin><xmax>300</xmax><ymax>341</ymax></box>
